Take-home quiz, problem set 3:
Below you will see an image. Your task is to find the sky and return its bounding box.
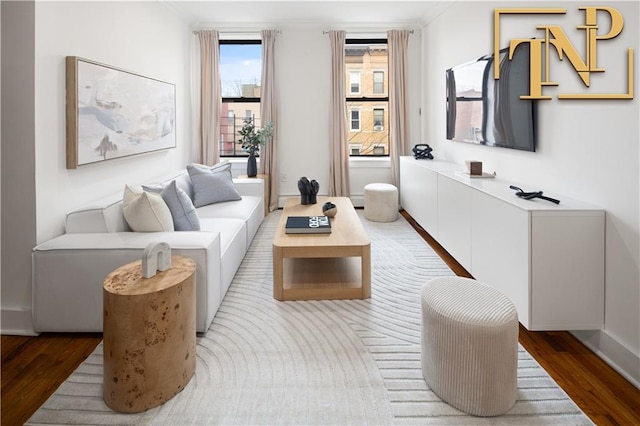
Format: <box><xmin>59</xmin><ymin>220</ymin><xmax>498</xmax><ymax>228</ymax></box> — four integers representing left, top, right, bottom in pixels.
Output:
<box><xmin>219</xmin><ymin>44</ymin><xmax>263</xmax><ymax>97</ymax></box>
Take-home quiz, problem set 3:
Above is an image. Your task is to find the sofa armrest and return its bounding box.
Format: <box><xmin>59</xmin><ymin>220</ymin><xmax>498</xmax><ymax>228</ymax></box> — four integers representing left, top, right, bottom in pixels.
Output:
<box><xmin>233</xmin><ymin>178</ymin><xmax>264</xmax><ymax>199</ymax></box>
<box><xmin>33</xmin><ymin>231</ymin><xmax>222</xmax><ymax>333</ymax></box>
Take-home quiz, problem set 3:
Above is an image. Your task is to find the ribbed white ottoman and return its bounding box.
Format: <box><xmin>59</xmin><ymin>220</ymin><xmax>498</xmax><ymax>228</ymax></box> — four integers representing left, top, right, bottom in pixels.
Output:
<box><xmin>421</xmin><ymin>276</ymin><xmax>518</xmax><ymax>416</ymax></box>
<box><xmin>363</xmin><ymin>183</ymin><xmax>398</xmax><ymax>222</ymax></box>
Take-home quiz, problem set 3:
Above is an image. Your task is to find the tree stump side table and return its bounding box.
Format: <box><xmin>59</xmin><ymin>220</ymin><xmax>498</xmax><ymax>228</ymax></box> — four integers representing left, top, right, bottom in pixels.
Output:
<box><xmin>102</xmin><ymin>255</ymin><xmax>196</xmax><ymax>413</ymax></box>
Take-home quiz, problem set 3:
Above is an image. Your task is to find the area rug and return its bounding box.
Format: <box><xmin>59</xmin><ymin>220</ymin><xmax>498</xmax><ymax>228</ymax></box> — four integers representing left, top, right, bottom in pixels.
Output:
<box><xmin>27</xmin><ymin>211</ymin><xmax>592</xmax><ymax>425</ymax></box>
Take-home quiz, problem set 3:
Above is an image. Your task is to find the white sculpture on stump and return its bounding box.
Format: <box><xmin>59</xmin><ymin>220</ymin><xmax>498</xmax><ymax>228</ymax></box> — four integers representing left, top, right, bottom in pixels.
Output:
<box><xmin>141</xmin><ymin>242</ymin><xmax>172</xmax><ymax>278</ymax></box>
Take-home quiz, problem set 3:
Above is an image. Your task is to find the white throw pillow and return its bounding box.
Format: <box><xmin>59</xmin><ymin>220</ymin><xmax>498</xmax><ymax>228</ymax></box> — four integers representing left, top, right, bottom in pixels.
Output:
<box><xmin>122</xmin><ymin>185</ymin><xmax>174</xmax><ymax>232</ymax></box>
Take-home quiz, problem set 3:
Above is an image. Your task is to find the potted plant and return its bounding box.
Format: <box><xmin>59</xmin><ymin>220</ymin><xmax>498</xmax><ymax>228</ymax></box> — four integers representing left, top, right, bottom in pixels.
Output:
<box><xmin>238</xmin><ymin>118</ymin><xmax>274</xmax><ymax>177</ymax></box>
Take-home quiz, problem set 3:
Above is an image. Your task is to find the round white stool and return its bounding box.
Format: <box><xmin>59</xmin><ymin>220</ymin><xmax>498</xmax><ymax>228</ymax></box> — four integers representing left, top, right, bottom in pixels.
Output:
<box><xmin>363</xmin><ymin>183</ymin><xmax>398</xmax><ymax>222</ymax></box>
<box><xmin>421</xmin><ymin>276</ymin><xmax>518</xmax><ymax>417</ymax></box>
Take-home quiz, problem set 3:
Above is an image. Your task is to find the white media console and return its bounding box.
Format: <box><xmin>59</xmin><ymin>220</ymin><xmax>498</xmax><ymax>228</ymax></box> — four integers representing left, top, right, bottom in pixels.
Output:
<box><xmin>400</xmin><ymin>156</ymin><xmax>605</xmax><ymax>331</ymax></box>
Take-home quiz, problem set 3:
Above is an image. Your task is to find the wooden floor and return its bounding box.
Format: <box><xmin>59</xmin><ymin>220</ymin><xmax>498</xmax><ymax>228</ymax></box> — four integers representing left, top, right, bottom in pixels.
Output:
<box><xmin>2</xmin><ymin>211</ymin><xmax>639</xmax><ymax>426</ymax></box>
<box><xmin>2</xmin><ymin>332</ymin><xmax>102</xmax><ymax>425</ymax></box>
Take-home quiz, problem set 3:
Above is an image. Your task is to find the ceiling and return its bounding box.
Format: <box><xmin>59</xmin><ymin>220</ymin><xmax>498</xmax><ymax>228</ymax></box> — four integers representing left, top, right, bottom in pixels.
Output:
<box><xmin>165</xmin><ymin>0</ymin><xmax>455</xmax><ymax>27</ymax></box>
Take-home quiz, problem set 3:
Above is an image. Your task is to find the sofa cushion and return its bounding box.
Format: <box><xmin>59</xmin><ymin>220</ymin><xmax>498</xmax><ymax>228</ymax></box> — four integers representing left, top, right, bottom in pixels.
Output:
<box><xmin>196</xmin><ymin>195</ymin><xmax>263</xmax><ymax>247</ymax></box>
<box><xmin>199</xmin><ymin>218</ymin><xmax>245</xmax><ymax>257</ymax></box>
<box><xmin>199</xmin><ymin>218</ymin><xmax>247</xmax><ymax>300</ymax></box>
<box><xmin>144</xmin><ymin>180</ymin><xmax>201</xmax><ymax>231</ymax></box>
<box><xmin>196</xmin><ymin>196</ymin><xmax>260</xmax><ymax>220</ymax></box>
<box><xmin>32</xmin><ymin>231</ymin><xmax>222</xmax><ymax>333</ymax></box>
<box><xmin>66</xmin><ymin>194</ymin><xmax>129</xmax><ymax>233</ymax></box>
<box><xmin>187</xmin><ymin>162</ymin><xmax>242</xmax><ymax>208</ymax></box>
<box><xmin>122</xmin><ymin>185</ymin><xmax>174</xmax><ymax>232</ymax></box>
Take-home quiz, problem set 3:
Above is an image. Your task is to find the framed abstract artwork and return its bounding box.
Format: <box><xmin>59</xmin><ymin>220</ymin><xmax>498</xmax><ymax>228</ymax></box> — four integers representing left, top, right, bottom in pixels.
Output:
<box><xmin>66</xmin><ymin>57</ymin><xmax>176</xmax><ymax>168</ymax></box>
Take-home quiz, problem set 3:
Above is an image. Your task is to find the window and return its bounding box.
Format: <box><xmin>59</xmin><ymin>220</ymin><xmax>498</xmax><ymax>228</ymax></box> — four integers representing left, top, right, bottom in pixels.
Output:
<box><xmin>349</xmin><ymin>72</ymin><xmax>361</xmax><ymax>94</ymax></box>
<box><xmin>219</xmin><ymin>39</ymin><xmax>262</xmax><ymax>157</ymax></box>
<box><xmin>373</xmin><ymin>71</ymin><xmax>384</xmax><ymax>94</ymax></box>
<box><xmin>345</xmin><ymin>39</ymin><xmax>389</xmax><ymax>156</ymax></box>
<box><xmin>350</xmin><ymin>110</ymin><xmax>361</xmax><ymax>131</ymax></box>
<box><xmin>373</xmin><ymin>109</ymin><xmax>384</xmax><ymax>131</ymax></box>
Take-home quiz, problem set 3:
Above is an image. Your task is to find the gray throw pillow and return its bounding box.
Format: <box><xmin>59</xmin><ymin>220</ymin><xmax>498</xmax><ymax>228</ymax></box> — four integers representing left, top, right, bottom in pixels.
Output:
<box><xmin>189</xmin><ymin>161</ymin><xmax>230</xmax><ymax>173</ymax></box>
<box><xmin>144</xmin><ymin>180</ymin><xmax>201</xmax><ymax>231</ymax></box>
<box><xmin>186</xmin><ymin>162</ymin><xmax>242</xmax><ymax>208</ymax></box>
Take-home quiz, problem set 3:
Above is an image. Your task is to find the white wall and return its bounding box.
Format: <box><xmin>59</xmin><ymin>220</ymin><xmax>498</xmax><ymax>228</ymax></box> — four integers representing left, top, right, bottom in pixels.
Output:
<box><xmin>422</xmin><ymin>1</ymin><xmax>639</xmax><ymax>386</ymax></box>
<box><xmin>269</xmin><ymin>25</ymin><xmax>422</xmax><ymax>206</ymax></box>
<box><xmin>0</xmin><ymin>1</ymin><xmax>192</xmax><ymax>334</ymax></box>
<box><xmin>276</xmin><ymin>27</ymin><xmax>332</xmax><ymax>199</ymax></box>
<box><xmin>35</xmin><ymin>1</ymin><xmax>193</xmax><ymax>242</ymax></box>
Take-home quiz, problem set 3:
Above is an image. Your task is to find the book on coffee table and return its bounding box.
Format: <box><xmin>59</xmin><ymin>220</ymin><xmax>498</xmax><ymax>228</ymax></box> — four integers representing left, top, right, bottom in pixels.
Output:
<box><xmin>285</xmin><ymin>216</ymin><xmax>332</xmax><ymax>234</ymax></box>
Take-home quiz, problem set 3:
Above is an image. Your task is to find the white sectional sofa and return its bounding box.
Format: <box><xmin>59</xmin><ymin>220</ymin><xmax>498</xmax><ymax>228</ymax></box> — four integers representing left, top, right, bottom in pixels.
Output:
<box><xmin>32</xmin><ymin>168</ymin><xmax>264</xmax><ymax>333</ymax></box>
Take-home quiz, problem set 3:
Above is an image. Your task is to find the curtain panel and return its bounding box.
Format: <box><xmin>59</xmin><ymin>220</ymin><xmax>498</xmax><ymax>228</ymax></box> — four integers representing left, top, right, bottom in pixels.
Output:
<box><xmin>195</xmin><ymin>30</ymin><xmax>221</xmax><ymax>166</ymax></box>
<box><xmin>259</xmin><ymin>29</ymin><xmax>279</xmax><ymax>212</ymax></box>
<box><xmin>328</xmin><ymin>30</ymin><xmax>350</xmax><ymax>197</ymax></box>
<box><xmin>387</xmin><ymin>29</ymin><xmax>410</xmax><ymax>187</ymax></box>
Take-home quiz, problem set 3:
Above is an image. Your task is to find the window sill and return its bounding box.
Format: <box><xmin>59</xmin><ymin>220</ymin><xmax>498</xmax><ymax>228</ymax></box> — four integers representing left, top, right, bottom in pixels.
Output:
<box><xmin>349</xmin><ymin>156</ymin><xmax>391</xmax><ymax>168</ymax></box>
<box><xmin>225</xmin><ymin>157</ymin><xmax>255</xmax><ymax>164</ymax></box>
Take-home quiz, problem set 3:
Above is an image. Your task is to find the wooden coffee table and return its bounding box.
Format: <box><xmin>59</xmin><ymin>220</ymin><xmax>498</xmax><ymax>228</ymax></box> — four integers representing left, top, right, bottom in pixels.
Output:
<box><xmin>273</xmin><ymin>196</ymin><xmax>371</xmax><ymax>301</ymax></box>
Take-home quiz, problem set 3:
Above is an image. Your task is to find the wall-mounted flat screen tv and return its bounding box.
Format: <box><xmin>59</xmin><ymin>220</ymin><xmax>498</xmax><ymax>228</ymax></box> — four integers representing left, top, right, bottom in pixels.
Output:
<box><xmin>446</xmin><ymin>44</ymin><xmax>536</xmax><ymax>152</ymax></box>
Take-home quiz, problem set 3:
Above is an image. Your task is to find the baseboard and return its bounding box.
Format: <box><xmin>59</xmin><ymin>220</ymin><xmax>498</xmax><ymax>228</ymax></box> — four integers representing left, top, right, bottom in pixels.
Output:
<box><xmin>571</xmin><ymin>329</ymin><xmax>640</xmax><ymax>389</ymax></box>
<box><xmin>1</xmin><ymin>307</ymin><xmax>37</xmax><ymax>336</ymax></box>
<box><xmin>350</xmin><ymin>195</ymin><xmax>364</xmax><ymax>208</ymax></box>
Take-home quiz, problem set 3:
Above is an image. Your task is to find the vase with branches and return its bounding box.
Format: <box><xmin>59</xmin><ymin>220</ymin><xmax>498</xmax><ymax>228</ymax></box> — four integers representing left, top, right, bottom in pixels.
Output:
<box><xmin>238</xmin><ymin>118</ymin><xmax>274</xmax><ymax>177</ymax></box>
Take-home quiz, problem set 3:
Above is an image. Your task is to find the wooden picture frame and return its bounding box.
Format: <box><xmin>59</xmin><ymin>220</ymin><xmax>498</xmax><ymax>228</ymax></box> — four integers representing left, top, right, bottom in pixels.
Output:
<box><xmin>66</xmin><ymin>57</ymin><xmax>176</xmax><ymax>169</ymax></box>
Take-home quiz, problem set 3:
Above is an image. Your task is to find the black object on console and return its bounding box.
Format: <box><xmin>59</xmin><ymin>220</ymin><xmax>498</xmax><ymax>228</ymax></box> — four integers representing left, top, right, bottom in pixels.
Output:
<box><xmin>412</xmin><ymin>144</ymin><xmax>434</xmax><ymax>160</ymax></box>
<box><xmin>509</xmin><ymin>185</ymin><xmax>560</xmax><ymax>204</ymax></box>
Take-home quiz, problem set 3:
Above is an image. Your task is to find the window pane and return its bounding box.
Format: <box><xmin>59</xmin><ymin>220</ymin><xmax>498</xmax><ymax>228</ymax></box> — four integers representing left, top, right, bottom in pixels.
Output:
<box><xmin>350</xmin><ymin>72</ymin><xmax>360</xmax><ymax>94</ymax></box>
<box><xmin>220</xmin><ymin>102</ymin><xmax>261</xmax><ymax>156</ymax></box>
<box><xmin>347</xmin><ymin>101</ymin><xmax>388</xmax><ymax>155</ymax></box>
<box><xmin>373</xmin><ymin>71</ymin><xmax>384</xmax><ymax>94</ymax></box>
<box><xmin>373</xmin><ymin>109</ymin><xmax>384</xmax><ymax>130</ymax></box>
<box><xmin>345</xmin><ymin>43</ymin><xmax>388</xmax><ymax>98</ymax></box>
<box><xmin>350</xmin><ymin>110</ymin><xmax>360</xmax><ymax>131</ymax></box>
<box><xmin>219</xmin><ymin>44</ymin><xmax>262</xmax><ymax>97</ymax></box>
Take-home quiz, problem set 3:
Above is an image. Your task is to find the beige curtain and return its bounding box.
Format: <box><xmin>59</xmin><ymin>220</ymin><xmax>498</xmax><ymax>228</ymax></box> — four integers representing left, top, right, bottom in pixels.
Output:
<box><xmin>328</xmin><ymin>30</ymin><xmax>350</xmax><ymax>197</ymax></box>
<box><xmin>387</xmin><ymin>29</ymin><xmax>410</xmax><ymax>187</ymax></box>
<box><xmin>259</xmin><ymin>29</ymin><xmax>279</xmax><ymax>212</ymax></box>
<box><xmin>195</xmin><ymin>30</ymin><xmax>221</xmax><ymax>165</ymax></box>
